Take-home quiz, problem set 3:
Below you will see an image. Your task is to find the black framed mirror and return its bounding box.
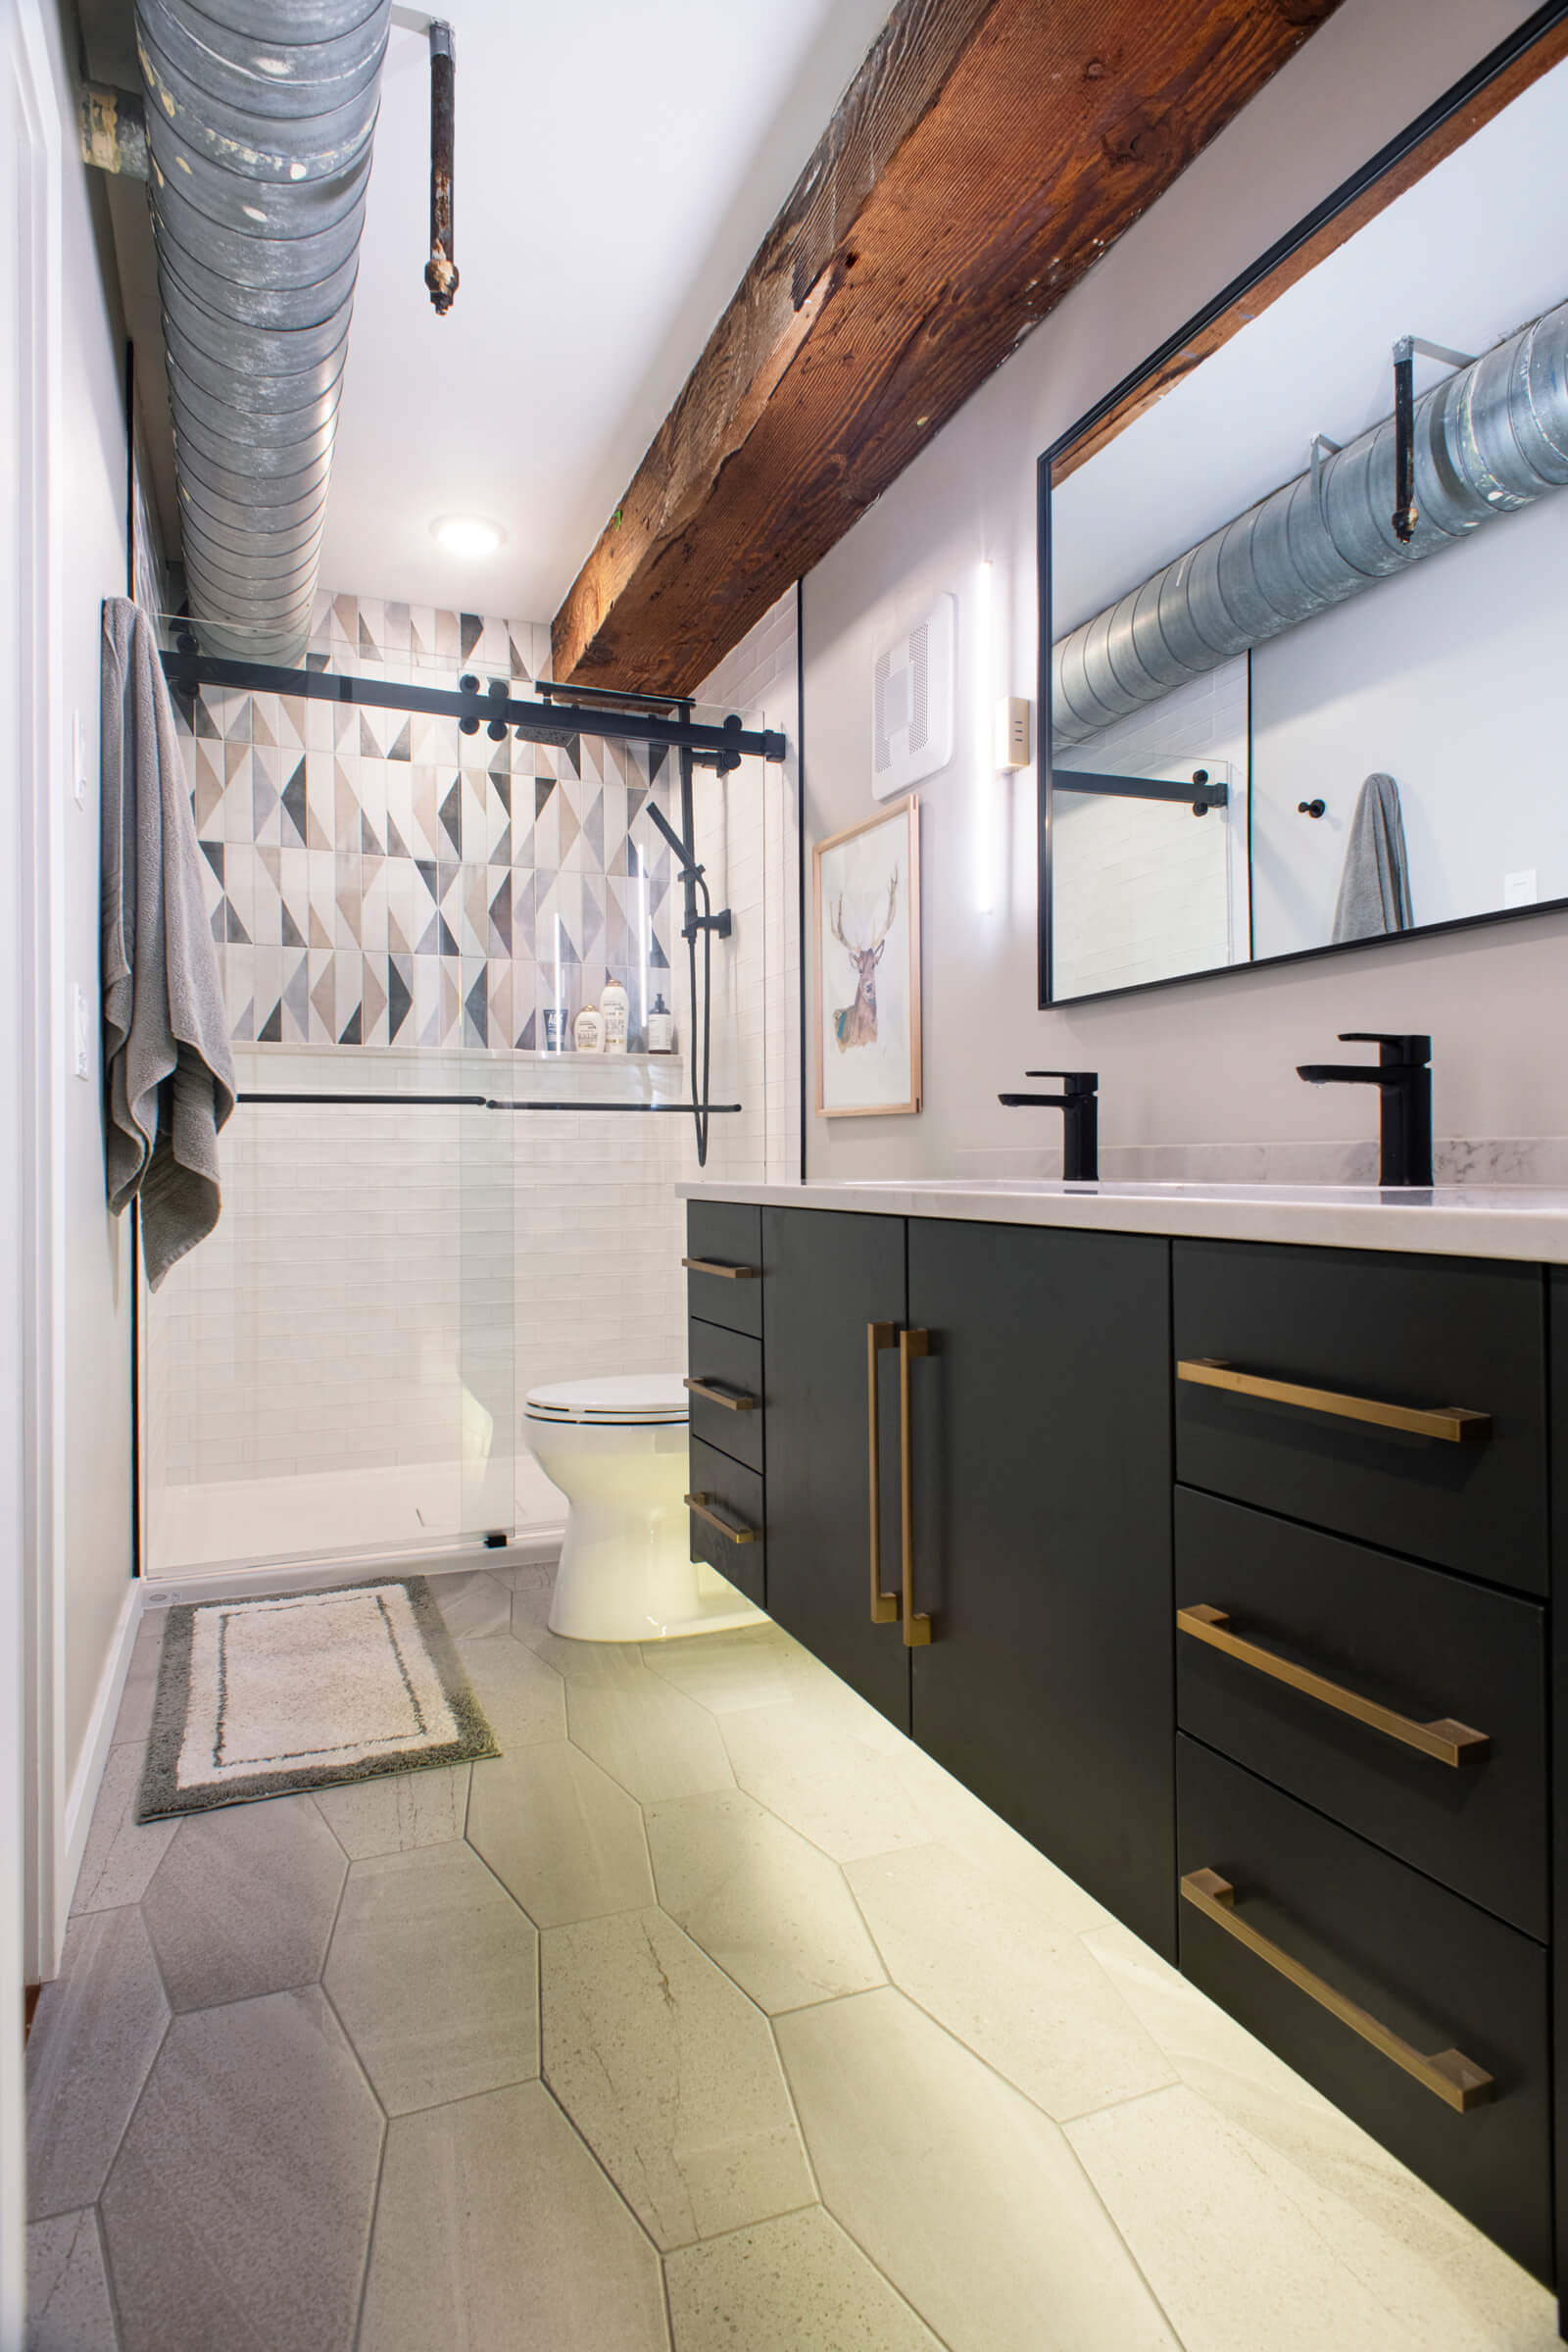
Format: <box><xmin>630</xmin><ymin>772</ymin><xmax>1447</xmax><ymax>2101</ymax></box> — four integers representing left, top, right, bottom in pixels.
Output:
<box><xmin>1037</xmin><ymin>0</ymin><xmax>1568</xmax><ymax>1008</ymax></box>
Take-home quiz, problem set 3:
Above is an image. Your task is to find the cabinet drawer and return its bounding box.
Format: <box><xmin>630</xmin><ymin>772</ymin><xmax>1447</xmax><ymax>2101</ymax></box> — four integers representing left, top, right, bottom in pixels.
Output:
<box><xmin>1176</xmin><ymin>1490</ymin><xmax>1546</xmax><ymax>1937</ymax></box>
<box><xmin>687</xmin><ymin>1434</ymin><xmax>764</xmax><ymax>1609</ymax></box>
<box><xmin>1172</xmin><ymin>1240</ymin><xmax>1546</xmax><ymax>1591</ymax></box>
<box><xmin>684</xmin><ymin>1202</ymin><xmax>763</xmax><ymax>1339</ymax></box>
<box><xmin>685</xmin><ymin>1319</ymin><xmax>763</xmax><ymax>1476</ymax></box>
<box><xmin>1178</xmin><ymin>1737</ymin><xmax>1550</xmax><ymax>2282</ymax></box>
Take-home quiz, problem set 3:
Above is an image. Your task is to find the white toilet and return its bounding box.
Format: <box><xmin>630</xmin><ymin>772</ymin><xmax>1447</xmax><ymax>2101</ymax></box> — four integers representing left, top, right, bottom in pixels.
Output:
<box><xmin>525</xmin><ymin>1372</ymin><xmax>767</xmax><ymax>1642</ymax></box>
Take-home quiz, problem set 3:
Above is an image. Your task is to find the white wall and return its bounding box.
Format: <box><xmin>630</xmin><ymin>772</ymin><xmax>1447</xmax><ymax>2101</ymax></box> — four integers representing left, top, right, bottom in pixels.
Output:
<box><xmin>54</xmin><ymin>16</ymin><xmax>135</xmax><ymax>1801</ymax></box>
<box><xmin>801</xmin><ymin>0</ymin><xmax>1560</xmax><ymax>1183</ymax></box>
<box><xmin>1251</xmin><ymin>490</ymin><xmax>1568</xmax><ymax>954</ymax></box>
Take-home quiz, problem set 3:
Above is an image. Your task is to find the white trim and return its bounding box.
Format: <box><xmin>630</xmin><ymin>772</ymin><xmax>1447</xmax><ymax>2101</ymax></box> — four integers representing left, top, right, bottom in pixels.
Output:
<box><xmin>58</xmin><ymin>1583</ymin><xmax>145</xmax><ymax>1919</ymax></box>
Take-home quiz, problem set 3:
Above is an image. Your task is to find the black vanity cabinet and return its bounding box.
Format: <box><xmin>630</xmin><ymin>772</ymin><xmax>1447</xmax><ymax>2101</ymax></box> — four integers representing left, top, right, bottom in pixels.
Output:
<box><xmin>760</xmin><ymin>1206</ymin><xmax>910</xmax><ymax>1730</ymax></box>
<box><xmin>687</xmin><ymin>1198</ymin><xmax>1568</xmax><ymax>2319</ymax></box>
<box><xmin>905</xmin><ymin>1218</ymin><xmax>1174</xmax><ymax>1955</ymax></box>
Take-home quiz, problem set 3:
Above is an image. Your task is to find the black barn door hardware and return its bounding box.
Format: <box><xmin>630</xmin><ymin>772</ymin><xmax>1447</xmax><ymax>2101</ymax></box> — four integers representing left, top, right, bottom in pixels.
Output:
<box><xmin>1054</xmin><ymin>768</ymin><xmax>1228</xmax><ymax>816</ymax></box>
<box><xmin>1391</xmin><ymin>335</ymin><xmax>1477</xmax><ymax>543</ymax></box>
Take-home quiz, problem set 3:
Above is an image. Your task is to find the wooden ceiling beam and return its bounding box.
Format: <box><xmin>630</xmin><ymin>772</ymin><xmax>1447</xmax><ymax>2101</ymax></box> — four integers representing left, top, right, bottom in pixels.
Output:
<box><xmin>551</xmin><ymin>0</ymin><xmax>1344</xmax><ymax>696</ymax></box>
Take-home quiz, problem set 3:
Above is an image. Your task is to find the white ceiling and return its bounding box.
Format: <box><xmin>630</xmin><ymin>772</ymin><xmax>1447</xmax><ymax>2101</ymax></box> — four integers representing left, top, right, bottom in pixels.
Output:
<box><xmin>318</xmin><ymin>0</ymin><xmax>892</xmax><ymax>628</ymax></box>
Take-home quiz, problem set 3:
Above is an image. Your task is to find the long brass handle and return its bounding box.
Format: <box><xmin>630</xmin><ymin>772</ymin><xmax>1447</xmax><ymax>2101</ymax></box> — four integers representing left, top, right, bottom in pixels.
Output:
<box><xmin>1177</xmin><ymin>1357</ymin><xmax>1490</xmax><ymax>1445</ymax></box>
<box><xmin>682</xmin><ymin>1255</ymin><xmax>759</xmax><ymax>1280</ymax></box>
<box><xmin>685</xmin><ymin>1493</ymin><xmax>758</xmax><ymax>1544</ymax></box>
<box><xmin>899</xmin><ymin>1328</ymin><xmax>932</xmax><ymax>1646</ymax></box>
<box><xmin>1180</xmin><ymin>1869</ymin><xmax>1494</xmax><ymax>2113</ymax></box>
<box><xmin>683</xmin><ymin>1376</ymin><xmax>757</xmax><ymax>1414</ymax></box>
<box><xmin>866</xmin><ymin>1324</ymin><xmax>901</xmax><ymax>1625</ymax></box>
<box><xmin>1178</xmin><ymin>1604</ymin><xmax>1488</xmax><ymax>1767</ymax></box>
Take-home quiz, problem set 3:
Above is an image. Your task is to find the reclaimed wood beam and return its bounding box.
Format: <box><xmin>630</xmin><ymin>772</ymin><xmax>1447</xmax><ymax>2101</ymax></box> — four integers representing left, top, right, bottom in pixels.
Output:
<box><xmin>552</xmin><ymin>0</ymin><xmax>1343</xmax><ymax>696</ymax></box>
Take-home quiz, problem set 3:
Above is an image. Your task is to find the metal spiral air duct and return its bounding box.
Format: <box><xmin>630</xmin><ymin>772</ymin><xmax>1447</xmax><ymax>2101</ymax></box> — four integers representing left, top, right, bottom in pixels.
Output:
<box><xmin>134</xmin><ymin>0</ymin><xmax>391</xmax><ymax>661</ymax></box>
<box><xmin>1053</xmin><ymin>295</ymin><xmax>1568</xmax><ymax>747</ymax></box>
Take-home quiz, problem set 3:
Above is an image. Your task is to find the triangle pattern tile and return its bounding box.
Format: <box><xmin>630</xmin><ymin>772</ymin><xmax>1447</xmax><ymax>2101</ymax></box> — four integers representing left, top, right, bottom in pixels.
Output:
<box><xmin>280</xmin><ymin>760</ymin><xmax>308</xmax><ymax>847</ymax></box>
<box><xmin>488</xmin><ymin>870</ymin><xmax>513</xmax><ymax>956</ymax></box>
<box><xmin>282</xmin><ymin>952</ymin><xmax>311</xmax><ymax>1043</ymax></box>
<box><xmin>387</xmin><ymin>955</ymin><xmax>413</xmax><ymax>1042</ymax></box>
<box><xmin>463</xmin><ymin>966</ymin><xmax>488</xmax><ymax>1048</ymax></box>
<box><xmin>439</xmin><ymin>776</ymin><xmax>463</xmax><ymax>857</ymax></box>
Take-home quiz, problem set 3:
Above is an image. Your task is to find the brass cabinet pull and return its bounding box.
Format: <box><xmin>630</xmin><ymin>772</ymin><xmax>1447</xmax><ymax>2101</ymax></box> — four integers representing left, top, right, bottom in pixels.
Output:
<box><xmin>1180</xmin><ymin>1869</ymin><xmax>1494</xmax><ymax>2113</ymax></box>
<box><xmin>682</xmin><ymin>1255</ymin><xmax>759</xmax><ymax>1280</ymax></box>
<box><xmin>1178</xmin><ymin>1604</ymin><xmax>1489</xmax><ymax>1767</ymax></box>
<box><xmin>685</xmin><ymin>1493</ymin><xmax>759</xmax><ymax>1544</ymax></box>
<box><xmin>683</xmin><ymin>1376</ymin><xmax>757</xmax><ymax>1414</ymax></box>
<box><xmin>866</xmin><ymin>1324</ymin><xmax>901</xmax><ymax>1626</ymax></box>
<box><xmin>899</xmin><ymin>1328</ymin><xmax>932</xmax><ymax>1646</ymax></box>
<box><xmin>1176</xmin><ymin>1357</ymin><xmax>1491</xmax><ymax>1445</ymax></box>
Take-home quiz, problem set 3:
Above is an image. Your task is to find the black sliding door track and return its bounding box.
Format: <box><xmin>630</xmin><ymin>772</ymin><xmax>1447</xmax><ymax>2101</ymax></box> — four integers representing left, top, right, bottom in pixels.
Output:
<box><xmin>161</xmin><ymin>650</ymin><xmax>787</xmax><ymax>765</ymax></box>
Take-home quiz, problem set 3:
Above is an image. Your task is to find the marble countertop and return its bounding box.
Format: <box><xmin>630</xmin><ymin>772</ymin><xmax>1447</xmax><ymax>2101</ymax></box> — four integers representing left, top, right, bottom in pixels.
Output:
<box><xmin>676</xmin><ymin>1177</ymin><xmax>1568</xmax><ymax>1263</ymax></box>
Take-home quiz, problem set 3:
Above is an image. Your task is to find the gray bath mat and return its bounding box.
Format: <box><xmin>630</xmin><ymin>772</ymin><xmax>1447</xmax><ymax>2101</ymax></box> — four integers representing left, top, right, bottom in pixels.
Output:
<box><xmin>137</xmin><ymin>1576</ymin><xmax>499</xmax><ymax>1821</ymax></box>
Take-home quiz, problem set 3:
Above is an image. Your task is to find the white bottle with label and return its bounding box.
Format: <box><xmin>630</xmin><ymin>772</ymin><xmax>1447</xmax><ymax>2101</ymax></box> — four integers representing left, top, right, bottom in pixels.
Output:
<box><xmin>647</xmin><ymin>994</ymin><xmax>675</xmax><ymax>1054</ymax></box>
<box><xmin>573</xmin><ymin>1004</ymin><xmax>604</xmax><ymax>1053</ymax></box>
<box><xmin>601</xmin><ymin>973</ymin><xmax>629</xmax><ymax>1054</ymax></box>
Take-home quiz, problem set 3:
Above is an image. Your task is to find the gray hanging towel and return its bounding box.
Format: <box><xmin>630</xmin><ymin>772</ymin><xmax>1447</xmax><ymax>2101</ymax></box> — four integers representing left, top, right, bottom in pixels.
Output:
<box><xmin>101</xmin><ymin>598</ymin><xmax>236</xmax><ymax>1289</ymax></box>
<box><xmin>1331</xmin><ymin>770</ymin><xmax>1413</xmax><ymax>945</ymax></box>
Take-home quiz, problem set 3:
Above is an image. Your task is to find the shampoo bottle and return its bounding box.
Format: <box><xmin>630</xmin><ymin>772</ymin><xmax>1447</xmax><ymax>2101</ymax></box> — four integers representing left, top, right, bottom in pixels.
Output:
<box><xmin>601</xmin><ymin>973</ymin><xmax>629</xmax><ymax>1054</ymax></box>
<box><xmin>647</xmin><ymin>994</ymin><xmax>675</xmax><ymax>1054</ymax></box>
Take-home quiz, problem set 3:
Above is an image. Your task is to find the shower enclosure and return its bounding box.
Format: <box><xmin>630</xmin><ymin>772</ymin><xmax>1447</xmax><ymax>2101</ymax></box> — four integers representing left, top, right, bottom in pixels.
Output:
<box><xmin>140</xmin><ymin>595</ymin><xmax>793</xmax><ymax>1582</ymax></box>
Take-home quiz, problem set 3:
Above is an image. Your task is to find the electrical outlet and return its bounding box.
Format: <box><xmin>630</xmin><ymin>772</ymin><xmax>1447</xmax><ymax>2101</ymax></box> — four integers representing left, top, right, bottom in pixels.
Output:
<box><xmin>1504</xmin><ymin>869</ymin><xmax>1538</xmax><ymax>907</ymax></box>
<box><xmin>73</xmin><ymin>984</ymin><xmax>90</xmax><ymax>1080</ymax></box>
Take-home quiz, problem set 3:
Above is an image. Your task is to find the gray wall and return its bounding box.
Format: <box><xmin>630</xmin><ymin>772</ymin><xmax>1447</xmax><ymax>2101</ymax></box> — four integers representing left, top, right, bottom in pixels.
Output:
<box><xmin>801</xmin><ymin>0</ymin><xmax>1558</xmax><ymax>1181</ymax></box>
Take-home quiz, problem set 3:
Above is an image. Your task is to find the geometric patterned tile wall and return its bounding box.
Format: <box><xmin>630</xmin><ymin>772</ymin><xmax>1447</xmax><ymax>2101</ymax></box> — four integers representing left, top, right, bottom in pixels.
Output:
<box><xmin>170</xmin><ymin>591</ymin><xmax>677</xmax><ymax>1051</ymax></box>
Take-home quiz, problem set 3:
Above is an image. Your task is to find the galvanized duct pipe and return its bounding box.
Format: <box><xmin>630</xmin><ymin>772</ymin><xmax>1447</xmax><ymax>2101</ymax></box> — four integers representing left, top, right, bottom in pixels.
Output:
<box><xmin>1053</xmin><ymin>295</ymin><xmax>1568</xmax><ymax>747</ymax></box>
<box><xmin>134</xmin><ymin>0</ymin><xmax>391</xmax><ymax>660</ymax></box>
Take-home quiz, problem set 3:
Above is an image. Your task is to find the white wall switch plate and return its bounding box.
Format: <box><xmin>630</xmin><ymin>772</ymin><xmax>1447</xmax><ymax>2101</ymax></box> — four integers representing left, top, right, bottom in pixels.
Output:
<box><xmin>1504</xmin><ymin>868</ymin><xmax>1538</xmax><ymax>907</ymax></box>
<box><xmin>73</xmin><ymin>983</ymin><xmax>90</xmax><ymax>1080</ymax></box>
<box><xmin>996</xmin><ymin>697</ymin><xmax>1031</xmax><ymax>770</ymax></box>
<box><xmin>872</xmin><ymin>592</ymin><xmax>956</xmax><ymax>799</ymax></box>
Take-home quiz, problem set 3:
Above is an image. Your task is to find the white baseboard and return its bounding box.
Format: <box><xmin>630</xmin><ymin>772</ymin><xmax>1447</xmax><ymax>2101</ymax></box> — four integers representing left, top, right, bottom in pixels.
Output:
<box><xmin>59</xmin><ymin>1580</ymin><xmax>146</xmax><ymax>1936</ymax></box>
<box><xmin>144</xmin><ymin>1529</ymin><xmax>565</xmax><ymax>1611</ymax></box>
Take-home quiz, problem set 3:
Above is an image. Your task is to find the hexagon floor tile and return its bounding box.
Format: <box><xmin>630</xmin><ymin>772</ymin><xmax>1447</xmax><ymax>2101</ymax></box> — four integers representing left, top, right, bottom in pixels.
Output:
<box><xmin>541</xmin><ymin>1906</ymin><xmax>813</xmax><ymax>2249</ymax></box>
<box><xmin>26</xmin><ymin>1908</ymin><xmax>169</xmax><ymax>2220</ymax></box>
<box><xmin>466</xmin><ymin>1739</ymin><xmax>654</xmax><ymax>1925</ymax></box>
<box><xmin>100</xmin><ymin>1986</ymin><xmax>382</xmax><ymax>2352</ymax></box>
<box><xmin>361</xmin><ymin>2082</ymin><xmax>668</xmax><ymax>2351</ymax></box>
<box><xmin>140</xmin><ymin>1792</ymin><xmax>347</xmax><ymax>2012</ymax></box>
<box><xmin>324</xmin><ymin>1840</ymin><xmax>539</xmax><ymax>2113</ymax></box>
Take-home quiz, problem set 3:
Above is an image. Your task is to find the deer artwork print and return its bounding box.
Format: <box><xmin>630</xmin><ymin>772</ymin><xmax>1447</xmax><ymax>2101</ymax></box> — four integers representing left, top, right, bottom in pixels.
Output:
<box><xmin>830</xmin><ymin>871</ymin><xmax>899</xmax><ymax>1051</ymax></box>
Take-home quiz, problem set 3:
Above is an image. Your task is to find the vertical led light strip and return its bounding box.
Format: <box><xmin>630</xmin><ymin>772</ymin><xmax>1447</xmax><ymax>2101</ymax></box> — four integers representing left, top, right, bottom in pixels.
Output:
<box><xmin>553</xmin><ymin>912</ymin><xmax>564</xmax><ymax>1050</ymax></box>
<box><xmin>636</xmin><ymin>867</ymin><xmax>651</xmax><ymax>1044</ymax></box>
<box><xmin>974</xmin><ymin>558</ymin><xmax>998</xmax><ymax>914</ymax></box>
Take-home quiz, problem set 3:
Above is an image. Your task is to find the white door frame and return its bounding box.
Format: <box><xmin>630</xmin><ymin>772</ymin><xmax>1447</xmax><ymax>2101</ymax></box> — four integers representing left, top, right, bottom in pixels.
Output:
<box><xmin>2</xmin><ymin>0</ymin><xmax>68</xmax><ymax>2322</ymax></box>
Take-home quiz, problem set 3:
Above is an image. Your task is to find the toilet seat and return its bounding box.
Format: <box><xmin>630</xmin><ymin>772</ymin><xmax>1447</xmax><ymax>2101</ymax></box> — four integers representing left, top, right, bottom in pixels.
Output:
<box><xmin>525</xmin><ymin>1372</ymin><xmax>689</xmax><ymax>1428</ymax></box>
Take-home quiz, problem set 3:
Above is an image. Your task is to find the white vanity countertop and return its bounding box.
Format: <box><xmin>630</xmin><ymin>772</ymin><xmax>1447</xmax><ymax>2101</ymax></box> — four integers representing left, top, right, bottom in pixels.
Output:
<box><xmin>676</xmin><ymin>1177</ymin><xmax>1568</xmax><ymax>1264</ymax></box>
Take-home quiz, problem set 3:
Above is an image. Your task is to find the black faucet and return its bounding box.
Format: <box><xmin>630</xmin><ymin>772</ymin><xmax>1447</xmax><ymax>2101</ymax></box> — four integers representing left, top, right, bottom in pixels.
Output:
<box><xmin>1296</xmin><ymin>1033</ymin><xmax>1433</xmax><ymax>1186</ymax></box>
<box><xmin>998</xmin><ymin>1071</ymin><xmax>1099</xmax><ymax>1180</ymax></box>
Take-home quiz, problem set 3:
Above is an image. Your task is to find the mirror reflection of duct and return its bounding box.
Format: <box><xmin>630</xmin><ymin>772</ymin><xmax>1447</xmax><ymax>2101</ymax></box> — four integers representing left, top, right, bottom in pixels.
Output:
<box><xmin>1052</xmin><ymin>294</ymin><xmax>1568</xmax><ymax>748</ymax></box>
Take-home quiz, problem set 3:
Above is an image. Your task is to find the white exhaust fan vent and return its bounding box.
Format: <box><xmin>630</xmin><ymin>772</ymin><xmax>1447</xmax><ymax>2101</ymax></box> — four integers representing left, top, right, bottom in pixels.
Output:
<box><xmin>872</xmin><ymin>592</ymin><xmax>955</xmax><ymax>799</ymax></box>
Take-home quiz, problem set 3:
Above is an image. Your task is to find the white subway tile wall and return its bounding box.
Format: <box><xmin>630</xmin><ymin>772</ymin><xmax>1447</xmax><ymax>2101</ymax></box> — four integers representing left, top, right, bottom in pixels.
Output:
<box><xmin>145</xmin><ymin>590</ymin><xmax>800</xmax><ymax>1572</ymax></box>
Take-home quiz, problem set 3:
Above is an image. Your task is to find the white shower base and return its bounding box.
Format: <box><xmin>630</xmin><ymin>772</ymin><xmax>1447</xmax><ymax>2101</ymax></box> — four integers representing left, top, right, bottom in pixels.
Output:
<box><xmin>147</xmin><ymin>1453</ymin><xmax>567</xmax><ymax>1581</ymax></box>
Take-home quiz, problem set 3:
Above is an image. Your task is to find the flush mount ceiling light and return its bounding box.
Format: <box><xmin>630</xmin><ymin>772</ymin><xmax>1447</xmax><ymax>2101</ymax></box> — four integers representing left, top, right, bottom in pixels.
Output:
<box><xmin>431</xmin><ymin>515</ymin><xmax>504</xmax><ymax>558</ymax></box>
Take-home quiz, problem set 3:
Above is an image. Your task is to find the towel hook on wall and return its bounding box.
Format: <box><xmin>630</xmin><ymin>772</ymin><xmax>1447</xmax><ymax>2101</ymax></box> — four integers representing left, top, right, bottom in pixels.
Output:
<box><xmin>1298</xmin><ymin>799</ymin><xmax>1326</xmax><ymax>819</ymax></box>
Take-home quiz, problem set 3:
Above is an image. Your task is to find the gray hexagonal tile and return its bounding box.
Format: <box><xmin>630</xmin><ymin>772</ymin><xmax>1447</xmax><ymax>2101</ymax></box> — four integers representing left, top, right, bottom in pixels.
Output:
<box><xmin>565</xmin><ymin>1664</ymin><xmax>734</xmax><ymax>1804</ymax></box>
<box><xmin>665</xmin><ymin>2206</ymin><xmax>944</xmax><ymax>2351</ymax></box>
<box><xmin>466</xmin><ymin>1741</ymin><xmax>653</xmax><ymax>1926</ymax></box>
<box><xmin>140</xmin><ymin>1793</ymin><xmax>347</xmax><ymax>2012</ymax></box>
<box><xmin>647</xmin><ymin>1788</ymin><xmax>884</xmax><ymax>2014</ymax></box>
<box><xmin>453</xmin><ymin>1629</ymin><xmax>565</xmax><ymax>1747</ymax></box>
<box><xmin>70</xmin><ymin>1744</ymin><xmax>178</xmax><ymax>1916</ymax></box>
<box><xmin>431</xmin><ymin>1568</ymin><xmax>512</xmax><ymax>1639</ymax></box>
<box><xmin>25</xmin><ymin>2210</ymin><xmax>119</xmax><ymax>2352</ymax></box>
<box><xmin>324</xmin><ymin>1841</ymin><xmax>538</xmax><ymax>2113</ymax></box>
<box><xmin>312</xmin><ymin>1763</ymin><xmax>470</xmax><ymax>1859</ymax></box>
<box><xmin>360</xmin><ymin>2082</ymin><xmax>666</xmax><ymax>2352</ymax></box>
<box><xmin>26</xmin><ymin>1907</ymin><xmax>169</xmax><ymax>2219</ymax></box>
<box><xmin>542</xmin><ymin>1906</ymin><xmax>812</xmax><ymax>2249</ymax></box>
<box><xmin>100</xmin><ymin>1986</ymin><xmax>382</xmax><ymax>2352</ymax></box>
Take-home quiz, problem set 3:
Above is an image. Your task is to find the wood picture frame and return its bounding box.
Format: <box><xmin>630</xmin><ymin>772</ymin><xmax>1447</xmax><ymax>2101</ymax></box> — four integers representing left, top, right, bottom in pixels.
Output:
<box><xmin>812</xmin><ymin>794</ymin><xmax>921</xmax><ymax>1118</ymax></box>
